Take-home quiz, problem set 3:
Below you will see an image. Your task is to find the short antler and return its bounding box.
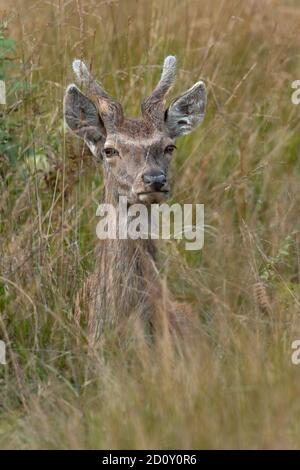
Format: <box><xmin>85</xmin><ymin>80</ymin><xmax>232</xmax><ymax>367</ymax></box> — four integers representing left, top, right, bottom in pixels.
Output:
<box><xmin>72</xmin><ymin>59</ymin><xmax>123</xmax><ymax>132</ymax></box>
<box><xmin>141</xmin><ymin>55</ymin><xmax>176</xmax><ymax>128</ymax></box>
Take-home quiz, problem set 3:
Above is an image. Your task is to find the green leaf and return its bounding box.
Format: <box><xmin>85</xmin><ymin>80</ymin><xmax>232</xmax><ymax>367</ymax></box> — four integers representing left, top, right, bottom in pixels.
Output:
<box><xmin>0</xmin><ymin>37</ymin><xmax>15</xmax><ymax>58</ymax></box>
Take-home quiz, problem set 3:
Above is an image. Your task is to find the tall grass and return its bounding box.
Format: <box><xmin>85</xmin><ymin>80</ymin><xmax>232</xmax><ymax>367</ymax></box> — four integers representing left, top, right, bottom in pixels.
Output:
<box><xmin>0</xmin><ymin>0</ymin><xmax>300</xmax><ymax>449</ymax></box>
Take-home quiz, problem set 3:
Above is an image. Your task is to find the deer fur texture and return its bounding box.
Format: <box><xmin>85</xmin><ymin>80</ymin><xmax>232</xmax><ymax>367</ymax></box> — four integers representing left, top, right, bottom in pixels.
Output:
<box><xmin>64</xmin><ymin>56</ymin><xmax>207</xmax><ymax>338</ymax></box>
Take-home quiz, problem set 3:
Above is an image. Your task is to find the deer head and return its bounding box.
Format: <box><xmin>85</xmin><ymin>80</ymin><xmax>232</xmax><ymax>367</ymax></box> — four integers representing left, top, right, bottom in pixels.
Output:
<box><xmin>64</xmin><ymin>56</ymin><xmax>206</xmax><ymax>205</ymax></box>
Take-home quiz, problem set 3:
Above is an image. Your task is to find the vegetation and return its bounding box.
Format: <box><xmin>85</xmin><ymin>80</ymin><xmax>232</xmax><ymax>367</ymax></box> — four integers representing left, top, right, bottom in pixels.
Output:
<box><xmin>0</xmin><ymin>0</ymin><xmax>300</xmax><ymax>449</ymax></box>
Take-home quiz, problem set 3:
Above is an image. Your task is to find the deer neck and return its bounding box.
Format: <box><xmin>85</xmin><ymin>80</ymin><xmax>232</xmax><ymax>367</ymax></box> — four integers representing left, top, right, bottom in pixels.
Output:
<box><xmin>96</xmin><ymin>177</ymin><xmax>160</xmax><ymax>322</ymax></box>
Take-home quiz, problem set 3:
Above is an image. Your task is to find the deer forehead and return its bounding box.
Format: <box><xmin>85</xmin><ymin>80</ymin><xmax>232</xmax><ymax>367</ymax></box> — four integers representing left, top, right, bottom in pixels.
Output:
<box><xmin>105</xmin><ymin>133</ymin><xmax>173</xmax><ymax>151</ymax></box>
<box><xmin>104</xmin><ymin>117</ymin><xmax>174</xmax><ymax>148</ymax></box>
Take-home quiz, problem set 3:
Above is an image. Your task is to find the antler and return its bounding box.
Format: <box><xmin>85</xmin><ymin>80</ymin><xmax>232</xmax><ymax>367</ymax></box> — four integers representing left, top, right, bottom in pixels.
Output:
<box><xmin>141</xmin><ymin>55</ymin><xmax>177</xmax><ymax>128</ymax></box>
<box><xmin>72</xmin><ymin>59</ymin><xmax>123</xmax><ymax>132</ymax></box>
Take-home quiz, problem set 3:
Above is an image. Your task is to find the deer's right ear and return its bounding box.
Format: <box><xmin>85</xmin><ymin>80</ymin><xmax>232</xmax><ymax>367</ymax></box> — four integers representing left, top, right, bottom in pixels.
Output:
<box><xmin>64</xmin><ymin>84</ymin><xmax>106</xmax><ymax>158</ymax></box>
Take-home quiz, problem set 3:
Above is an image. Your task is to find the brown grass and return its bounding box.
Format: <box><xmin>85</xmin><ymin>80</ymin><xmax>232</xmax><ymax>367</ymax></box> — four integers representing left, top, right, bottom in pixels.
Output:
<box><xmin>0</xmin><ymin>0</ymin><xmax>300</xmax><ymax>449</ymax></box>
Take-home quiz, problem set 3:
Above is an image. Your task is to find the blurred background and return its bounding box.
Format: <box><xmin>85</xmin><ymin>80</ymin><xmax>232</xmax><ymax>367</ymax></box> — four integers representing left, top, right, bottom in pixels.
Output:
<box><xmin>0</xmin><ymin>0</ymin><xmax>300</xmax><ymax>449</ymax></box>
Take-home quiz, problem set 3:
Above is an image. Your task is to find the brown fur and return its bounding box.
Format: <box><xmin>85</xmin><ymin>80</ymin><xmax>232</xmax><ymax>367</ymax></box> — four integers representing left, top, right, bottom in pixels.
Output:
<box><xmin>75</xmin><ymin>174</ymin><xmax>196</xmax><ymax>339</ymax></box>
<box><xmin>65</xmin><ymin>57</ymin><xmax>206</xmax><ymax>338</ymax></box>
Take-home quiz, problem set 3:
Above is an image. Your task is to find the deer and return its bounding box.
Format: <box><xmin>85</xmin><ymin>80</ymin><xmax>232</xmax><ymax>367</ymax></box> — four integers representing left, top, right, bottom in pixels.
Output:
<box><xmin>64</xmin><ymin>56</ymin><xmax>207</xmax><ymax>339</ymax></box>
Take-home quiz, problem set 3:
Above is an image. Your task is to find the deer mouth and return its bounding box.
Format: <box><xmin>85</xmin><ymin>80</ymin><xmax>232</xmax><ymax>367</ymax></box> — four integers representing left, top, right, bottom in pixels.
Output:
<box><xmin>137</xmin><ymin>190</ymin><xmax>169</xmax><ymax>203</ymax></box>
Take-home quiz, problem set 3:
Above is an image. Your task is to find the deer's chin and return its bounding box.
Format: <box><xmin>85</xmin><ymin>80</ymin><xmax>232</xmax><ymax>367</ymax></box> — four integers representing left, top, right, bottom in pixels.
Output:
<box><xmin>137</xmin><ymin>191</ymin><xmax>169</xmax><ymax>204</ymax></box>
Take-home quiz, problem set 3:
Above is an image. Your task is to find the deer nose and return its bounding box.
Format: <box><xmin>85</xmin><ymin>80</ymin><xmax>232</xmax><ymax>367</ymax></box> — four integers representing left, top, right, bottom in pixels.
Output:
<box><xmin>143</xmin><ymin>170</ymin><xmax>167</xmax><ymax>190</ymax></box>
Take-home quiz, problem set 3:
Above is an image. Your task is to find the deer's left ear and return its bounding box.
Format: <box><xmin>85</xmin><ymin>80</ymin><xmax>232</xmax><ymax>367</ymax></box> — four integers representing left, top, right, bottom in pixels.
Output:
<box><xmin>165</xmin><ymin>81</ymin><xmax>206</xmax><ymax>138</ymax></box>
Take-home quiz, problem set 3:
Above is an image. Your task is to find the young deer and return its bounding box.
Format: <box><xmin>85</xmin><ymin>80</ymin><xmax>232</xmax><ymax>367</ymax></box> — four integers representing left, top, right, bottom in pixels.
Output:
<box><xmin>64</xmin><ymin>56</ymin><xmax>206</xmax><ymax>337</ymax></box>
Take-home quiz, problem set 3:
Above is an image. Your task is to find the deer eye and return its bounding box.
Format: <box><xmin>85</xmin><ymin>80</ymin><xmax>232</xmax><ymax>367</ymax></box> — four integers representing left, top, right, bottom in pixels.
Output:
<box><xmin>103</xmin><ymin>147</ymin><xmax>119</xmax><ymax>158</ymax></box>
<box><xmin>164</xmin><ymin>145</ymin><xmax>177</xmax><ymax>155</ymax></box>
